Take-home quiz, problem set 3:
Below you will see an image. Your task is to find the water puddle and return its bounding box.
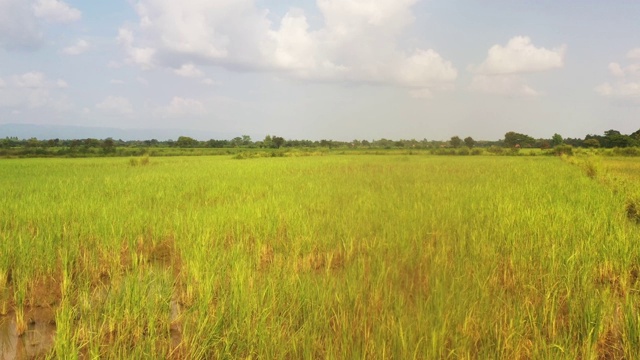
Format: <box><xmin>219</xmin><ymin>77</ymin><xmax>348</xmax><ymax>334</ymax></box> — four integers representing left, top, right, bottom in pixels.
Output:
<box><xmin>0</xmin><ymin>310</ymin><xmax>56</xmax><ymax>360</ymax></box>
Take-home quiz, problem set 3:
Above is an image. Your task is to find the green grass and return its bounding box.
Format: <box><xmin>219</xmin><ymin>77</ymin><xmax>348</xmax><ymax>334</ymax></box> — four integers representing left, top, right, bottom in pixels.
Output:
<box><xmin>0</xmin><ymin>155</ymin><xmax>639</xmax><ymax>358</ymax></box>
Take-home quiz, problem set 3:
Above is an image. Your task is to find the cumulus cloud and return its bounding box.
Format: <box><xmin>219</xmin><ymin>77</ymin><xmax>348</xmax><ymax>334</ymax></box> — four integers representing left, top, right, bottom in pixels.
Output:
<box><xmin>596</xmin><ymin>48</ymin><xmax>640</xmax><ymax>103</ymax></box>
<box><xmin>62</xmin><ymin>39</ymin><xmax>90</xmax><ymax>55</ymax></box>
<box><xmin>471</xmin><ymin>36</ymin><xmax>565</xmax><ymax>75</ymax></box>
<box><xmin>0</xmin><ymin>0</ymin><xmax>43</xmax><ymax>50</ymax></box>
<box><xmin>0</xmin><ymin>0</ymin><xmax>80</xmax><ymax>50</ymax></box>
<box><xmin>0</xmin><ymin>71</ymin><xmax>70</xmax><ymax>109</ymax></box>
<box><xmin>117</xmin><ymin>28</ymin><xmax>156</xmax><ymax>69</ymax></box>
<box><xmin>156</xmin><ymin>97</ymin><xmax>205</xmax><ymax>117</ymax></box>
<box><xmin>95</xmin><ymin>96</ymin><xmax>134</xmax><ymax>115</ymax></box>
<box><xmin>627</xmin><ymin>48</ymin><xmax>640</xmax><ymax>60</ymax></box>
<box><xmin>33</xmin><ymin>0</ymin><xmax>81</xmax><ymax>23</ymax></box>
<box><xmin>119</xmin><ymin>0</ymin><xmax>457</xmax><ymax>95</ymax></box>
<box><xmin>174</xmin><ymin>63</ymin><xmax>204</xmax><ymax>78</ymax></box>
<box><xmin>469</xmin><ymin>36</ymin><xmax>565</xmax><ymax>96</ymax></box>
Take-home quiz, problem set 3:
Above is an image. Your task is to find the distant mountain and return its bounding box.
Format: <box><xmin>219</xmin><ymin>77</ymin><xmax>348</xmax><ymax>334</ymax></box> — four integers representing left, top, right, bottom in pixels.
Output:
<box><xmin>0</xmin><ymin>123</ymin><xmax>239</xmax><ymax>141</ymax></box>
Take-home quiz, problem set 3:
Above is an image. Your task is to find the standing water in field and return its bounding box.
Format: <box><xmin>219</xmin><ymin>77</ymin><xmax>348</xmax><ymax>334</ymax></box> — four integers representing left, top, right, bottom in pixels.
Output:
<box><xmin>0</xmin><ymin>311</ymin><xmax>55</xmax><ymax>359</ymax></box>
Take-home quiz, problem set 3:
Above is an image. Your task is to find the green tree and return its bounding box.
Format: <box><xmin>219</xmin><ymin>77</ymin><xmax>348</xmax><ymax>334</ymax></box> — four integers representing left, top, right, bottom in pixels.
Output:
<box><xmin>583</xmin><ymin>138</ymin><xmax>600</xmax><ymax>148</ymax></box>
<box><xmin>450</xmin><ymin>136</ymin><xmax>462</xmax><ymax>148</ymax></box>
<box><xmin>551</xmin><ymin>133</ymin><xmax>564</xmax><ymax>147</ymax></box>
<box><xmin>272</xmin><ymin>136</ymin><xmax>285</xmax><ymax>148</ymax></box>
<box><xmin>263</xmin><ymin>135</ymin><xmax>273</xmax><ymax>148</ymax></box>
<box><xmin>504</xmin><ymin>131</ymin><xmax>535</xmax><ymax>148</ymax></box>
<box><xmin>463</xmin><ymin>136</ymin><xmax>475</xmax><ymax>148</ymax></box>
<box><xmin>102</xmin><ymin>138</ymin><xmax>116</xmax><ymax>153</ymax></box>
<box><xmin>177</xmin><ymin>136</ymin><xmax>198</xmax><ymax>147</ymax></box>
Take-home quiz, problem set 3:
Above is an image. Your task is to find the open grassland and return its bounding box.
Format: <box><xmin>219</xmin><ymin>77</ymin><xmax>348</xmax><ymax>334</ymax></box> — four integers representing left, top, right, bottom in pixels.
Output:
<box><xmin>1</xmin><ymin>155</ymin><xmax>640</xmax><ymax>359</ymax></box>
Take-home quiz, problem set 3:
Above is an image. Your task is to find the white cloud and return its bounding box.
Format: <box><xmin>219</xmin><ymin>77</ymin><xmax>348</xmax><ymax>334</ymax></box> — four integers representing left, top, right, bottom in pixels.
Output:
<box><xmin>202</xmin><ymin>78</ymin><xmax>216</xmax><ymax>85</ymax></box>
<box><xmin>63</xmin><ymin>39</ymin><xmax>90</xmax><ymax>55</ymax></box>
<box><xmin>627</xmin><ymin>48</ymin><xmax>640</xmax><ymax>60</ymax></box>
<box><xmin>117</xmin><ymin>28</ymin><xmax>156</xmax><ymax>69</ymax></box>
<box><xmin>119</xmin><ymin>0</ymin><xmax>457</xmax><ymax>95</ymax></box>
<box><xmin>13</xmin><ymin>72</ymin><xmax>46</xmax><ymax>88</ymax></box>
<box><xmin>609</xmin><ymin>63</ymin><xmax>625</xmax><ymax>77</ymax></box>
<box><xmin>596</xmin><ymin>48</ymin><xmax>640</xmax><ymax>103</ymax></box>
<box><xmin>0</xmin><ymin>71</ymin><xmax>70</xmax><ymax>109</ymax></box>
<box><xmin>110</xmin><ymin>79</ymin><xmax>125</xmax><ymax>85</ymax></box>
<box><xmin>32</xmin><ymin>0</ymin><xmax>81</xmax><ymax>23</ymax></box>
<box><xmin>395</xmin><ymin>49</ymin><xmax>457</xmax><ymax>87</ymax></box>
<box><xmin>157</xmin><ymin>97</ymin><xmax>205</xmax><ymax>117</ymax></box>
<box><xmin>95</xmin><ymin>96</ymin><xmax>134</xmax><ymax>115</ymax></box>
<box><xmin>471</xmin><ymin>36</ymin><xmax>565</xmax><ymax>75</ymax></box>
<box><xmin>468</xmin><ymin>36</ymin><xmax>564</xmax><ymax>97</ymax></box>
<box><xmin>0</xmin><ymin>0</ymin><xmax>43</xmax><ymax>50</ymax></box>
<box><xmin>0</xmin><ymin>0</ymin><xmax>80</xmax><ymax>50</ymax></box>
<box><xmin>174</xmin><ymin>63</ymin><xmax>204</xmax><ymax>78</ymax></box>
<box><xmin>469</xmin><ymin>75</ymin><xmax>539</xmax><ymax>97</ymax></box>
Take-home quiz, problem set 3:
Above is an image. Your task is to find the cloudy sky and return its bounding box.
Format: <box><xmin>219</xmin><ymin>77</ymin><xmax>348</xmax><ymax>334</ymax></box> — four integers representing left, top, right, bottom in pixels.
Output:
<box><xmin>0</xmin><ymin>0</ymin><xmax>638</xmax><ymax>141</ymax></box>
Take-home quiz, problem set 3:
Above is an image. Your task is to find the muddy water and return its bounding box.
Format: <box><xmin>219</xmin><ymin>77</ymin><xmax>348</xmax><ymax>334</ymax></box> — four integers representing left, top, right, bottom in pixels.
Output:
<box><xmin>0</xmin><ymin>297</ymin><xmax>182</xmax><ymax>359</ymax></box>
<box><xmin>0</xmin><ymin>312</ymin><xmax>55</xmax><ymax>360</ymax></box>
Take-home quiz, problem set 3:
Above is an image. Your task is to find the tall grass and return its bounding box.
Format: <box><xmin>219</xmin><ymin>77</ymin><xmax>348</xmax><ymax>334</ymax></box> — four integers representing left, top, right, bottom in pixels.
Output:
<box><xmin>0</xmin><ymin>155</ymin><xmax>639</xmax><ymax>358</ymax></box>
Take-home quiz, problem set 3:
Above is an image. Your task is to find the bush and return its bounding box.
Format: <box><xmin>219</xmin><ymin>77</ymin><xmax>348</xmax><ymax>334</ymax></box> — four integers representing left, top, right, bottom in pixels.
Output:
<box><xmin>553</xmin><ymin>145</ymin><xmax>573</xmax><ymax>156</ymax></box>
<box><xmin>626</xmin><ymin>198</ymin><xmax>640</xmax><ymax>223</ymax></box>
<box><xmin>486</xmin><ymin>146</ymin><xmax>504</xmax><ymax>155</ymax></box>
<box><xmin>613</xmin><ymin>147</ymin><xmax>640</xmax><ymax>157</ymax></box>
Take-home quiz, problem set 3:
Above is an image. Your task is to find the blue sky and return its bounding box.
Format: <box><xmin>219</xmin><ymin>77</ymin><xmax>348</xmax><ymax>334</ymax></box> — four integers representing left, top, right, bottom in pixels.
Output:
<box><xmin>0</xmin><ymin>0</ymin><xmax>638</xmax><ymax>141</ymax></box>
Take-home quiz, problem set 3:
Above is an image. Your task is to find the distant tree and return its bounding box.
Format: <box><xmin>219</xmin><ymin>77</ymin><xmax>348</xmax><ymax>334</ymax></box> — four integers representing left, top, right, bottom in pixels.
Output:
<box><xmin>241</xmin><ymin>135</ymin><xmax>252</xmax><ymax>146</ymax></box>
<box><xmin>551</xmin><ymin>133</ymin><xmax>564</xmax><ymax>147</ymax></box>
<box><xmin>631</xmin><ymin>129</ymin><xmax>640</xmax><ymax>140</ymax></box>
<box><xmin>206</xmin><ymin>139</ymin><xmax>228</xmax><ymax>148</ymax></box>
<box><xmin>463</xmin><ymin>136</ymin><xmax>475</xmax><ymax>148</ymax></box>
<box><xmin>504</xmin><ymin>131</ymin><xmax>535</xmax><ymax>148</ymax></box>
<box><xmin>102</xmin><ymin>138</ymin><xmax>116</xmax><ymax>153</ymax></box>
<box><xmin>272</xmin><ymin>136</ymin><xmax>285</xmax><ymax>148</ymax></box>
<box><xmin>583</xmin><ymin>138</ymin><xmax>600</xmax><ymax>148</ymax></box>
<box><xmin>25</xmin><ymin>138</ymin><xmax>41</xmax><ymax>148</ymax></box>
<box><xmin>450</xmin><ymin>136</ymin><xmax>462</xmax><ymax>148</ymax></box>
<box><xmin>263</xmin><ymin>135</ymin><xmax>273</xmax><ymax>148</ymax></box>
<box><xmin>602</xmin><ymin>129</ymin><xmax>636</xmax><ymax>148</ymax></box>
<box><xmin>177</xmin><ymin>136</ymin><xmax>198</xmax><ymax>147</ymax></box>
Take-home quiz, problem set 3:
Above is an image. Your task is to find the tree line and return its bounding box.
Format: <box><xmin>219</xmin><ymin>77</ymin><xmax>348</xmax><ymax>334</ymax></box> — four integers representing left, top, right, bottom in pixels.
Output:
<box><xmin>1</xmin><ymin>128</ymin><xmax>639</xmax><ymax>152</ymax></box>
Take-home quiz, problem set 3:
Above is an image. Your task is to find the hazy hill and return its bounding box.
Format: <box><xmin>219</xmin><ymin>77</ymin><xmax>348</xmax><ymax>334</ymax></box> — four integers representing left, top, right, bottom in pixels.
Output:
<box><xmin>0</xmin><ymin>123</ymin><xmax>236</xmax><ymax>141</ymax></box>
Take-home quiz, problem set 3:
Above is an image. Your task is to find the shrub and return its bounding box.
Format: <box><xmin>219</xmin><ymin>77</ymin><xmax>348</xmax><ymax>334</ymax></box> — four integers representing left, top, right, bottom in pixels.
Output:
<box><xmin>626</xmin><ymin>198</ymin><xmax>640</xmax><ymax>223</ymax></box>
<box><xmin>554</xmin><ymin>145</ymin><xmax>573</xmax><ymax>156</ymax></box>
<box><xmin>486</xmin><ymin>146</ymin><xmax>504</xmax><ymax>155</ymax></box>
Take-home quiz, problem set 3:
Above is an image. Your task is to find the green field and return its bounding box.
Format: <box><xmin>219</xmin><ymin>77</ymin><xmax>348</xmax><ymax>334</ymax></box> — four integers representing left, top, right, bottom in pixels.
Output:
<box><xmin>1</xmin><ymin>154</ymin><xmax>639</xmax><ymax>359</ymax></box>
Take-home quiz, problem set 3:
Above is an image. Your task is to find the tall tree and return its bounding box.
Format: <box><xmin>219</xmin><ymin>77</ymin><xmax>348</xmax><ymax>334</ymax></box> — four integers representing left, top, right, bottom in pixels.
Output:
<box><xmin>464</xmin><ymin>136</ymin><xmax>476</xmax><ymax>148</ymax></box>
<box><xmin>551</xmin><ymin>133</ymin><xmax>564</xmax><ymax>147</ymax></box>
<box><xmin>504</xmin><ymin>131</ymin><xmax>535</xmax><ymax>148</ymax></box>
<box><xmin>450</xmin><ymin>136</ymin><xmax>462</xmax><ymax>148</ymax></box>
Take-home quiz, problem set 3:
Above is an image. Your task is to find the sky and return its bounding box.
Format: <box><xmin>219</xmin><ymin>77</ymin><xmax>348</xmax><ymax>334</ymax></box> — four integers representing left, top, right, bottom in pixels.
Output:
<box><xmin>0</xmin><ymin>0</ymin><xmax>639</xmax><ymax>141</ymax></box>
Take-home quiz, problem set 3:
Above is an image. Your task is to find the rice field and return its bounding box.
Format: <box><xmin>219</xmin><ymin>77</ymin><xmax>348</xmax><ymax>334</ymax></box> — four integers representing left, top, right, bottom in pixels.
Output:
<box><xmin>1</xmin><ymin>154</ymin><xmax>639</xmax><ymax>359</ymax></box>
